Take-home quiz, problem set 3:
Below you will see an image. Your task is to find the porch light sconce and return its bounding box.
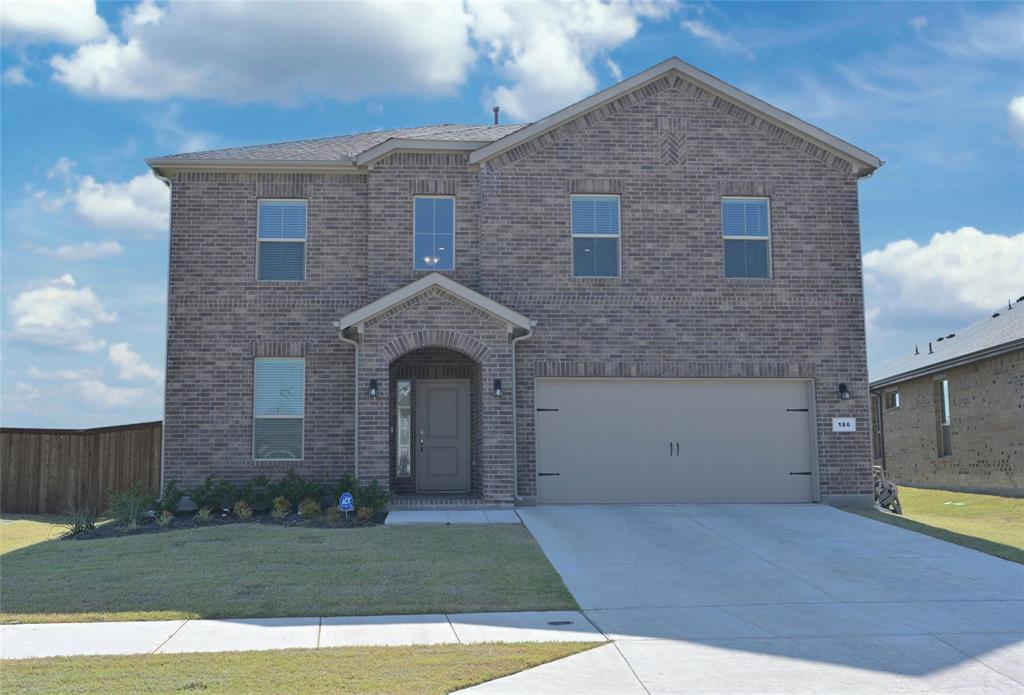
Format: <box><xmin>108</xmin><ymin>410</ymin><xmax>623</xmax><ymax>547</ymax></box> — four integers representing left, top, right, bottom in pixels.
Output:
<box><xmin>493</xmin><ymin>379</ymin><xmax>503</xmax><ymax>397</ymax></box>
<box><xmin>838</xmin><ymin>383</ymin><xmax>851</xmax><ymax>401</ymax></box>
<box><xmin>369</xmin><ymin>379</ymin><xmax>379</xmax><ymax>399</ymax></box>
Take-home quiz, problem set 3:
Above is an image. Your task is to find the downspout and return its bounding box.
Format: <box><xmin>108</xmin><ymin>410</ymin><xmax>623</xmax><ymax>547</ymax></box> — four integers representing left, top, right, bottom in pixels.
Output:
<box><xmin>335</xmin><ymin>324</ymin><xmax>360</xmax><ymax>480</ymax></box>
<box><xmin>870</xmin><ymin>389</ymin><xmax>886</xmax><ymax>475</ymax></box>
<box><xmin>510</xmin><ymin>321</ymin><xmax>537</xmax><ymax>503</ymax></box>
<box><xmin>153</xmin><ymin>169</ymin><xmax>172</xmax><ymax>503</ymax></box>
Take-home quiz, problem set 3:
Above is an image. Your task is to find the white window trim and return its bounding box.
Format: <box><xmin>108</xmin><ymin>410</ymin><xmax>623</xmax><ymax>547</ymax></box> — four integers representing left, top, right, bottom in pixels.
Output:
<box><xmin>256</xmin><ymin>198</ymin><xmax>308</xmax><ymax>283</ymax></box>
<box><xmin>722</xmin><ymin>196</ymin><xmax>772</xmax><ymax>279</ymax></box>
<box><xmin>570</xmin><ymin>194</ymin><xmax>622</xmax><ymax>278</ymax></box>
<box><xmin>252</xmin><ymin>357</ymin><xmax>305</xmax><ymax>462</ymax></box>
<box><xmin>413</xmin><ymin>195</ymin><xmax>456</xmax><ymax>272</ymax></box>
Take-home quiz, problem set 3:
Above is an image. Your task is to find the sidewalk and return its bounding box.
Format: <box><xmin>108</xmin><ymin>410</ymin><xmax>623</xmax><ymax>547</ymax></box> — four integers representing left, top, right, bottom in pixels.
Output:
<box><xmin>0</xmin><ymin>610</ymin><xmax>605</xmax><ymax>660</ymax></box>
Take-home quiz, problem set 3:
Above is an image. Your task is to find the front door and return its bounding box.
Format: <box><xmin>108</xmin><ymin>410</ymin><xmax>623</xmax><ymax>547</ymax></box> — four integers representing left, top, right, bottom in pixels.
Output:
<box><xmin>416</xmin><ymin>380</ymin><xmax>470</xmax><ymax>492</ymax></box>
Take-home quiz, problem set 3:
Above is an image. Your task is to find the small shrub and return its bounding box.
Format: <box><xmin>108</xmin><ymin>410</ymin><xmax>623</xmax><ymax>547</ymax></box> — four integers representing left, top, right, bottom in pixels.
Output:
<box><xmin>232</xmin><ymin>500</ymin><xmax>253</xmax><ymax>521</ymax></box>
<box><xmin>356</xmin><ymin>506</ymin><xmax>374</xmax><ymax>522</ymax></box>
<box><xmin>63</xmin><ymin>506</ymin><xmax>96</xmax><ymax>536</ymax></box>
<box><xmin>106</xmin><ymin>482</ymin><xmax>157</xmax><ymax>531</ymax></box>
<box><xmin>355</xmin><ymin>480</ymin><xmax>393</xmax><ymax>514</ymax></box>
<box><xmin>270</xmin><ymin>496</ymin><xmax>291</xmax><ymax>521</ymax></box>
<box><xmin>272</xmin><ymin>470</ymin><xmax>325</xmax><ymax>507</ymax></box>
<box><xmin>159</xmin><ymin>481</ymin><xmax>185</xmax><ymax>513</ymax></box>
<box><xmin>298</xmin><ymin>497</ymin><xmax>321</xmax><ymax>520</ymax></box>
<box><xmin>325</xmin><ymin>506</ymin><xmax>342</xmax><ymax>524</ymax></box>
<box><xmin>188</xmin><ymin>475</ymin><xmax>237</xmax><ymax>511</ymax></box>
<box><xmin>158</xmin><ymin>509</ymin><xmax>175</xmax><ymax>528</ymax></box>
<box><xmin>195</xmin><ymin>506</ymin><xmax>213</xmax><ymax>524</ymax></box>
<box><xmin>238</xmin><ymin>475</ymin><xmax>273</xmax><ymax>511</ymax></box>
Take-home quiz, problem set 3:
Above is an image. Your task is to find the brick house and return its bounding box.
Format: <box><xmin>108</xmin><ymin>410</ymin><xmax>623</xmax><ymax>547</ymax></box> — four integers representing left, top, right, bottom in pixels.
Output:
<box><xmin>147</xmin><ymin>57</ymin><xmax>883</xmax><ymax>508</ymax></box>
<box><xmin>870</xmin><ymin>301</ymin><xmax>1024</xmax><ymax>496</ymax></box>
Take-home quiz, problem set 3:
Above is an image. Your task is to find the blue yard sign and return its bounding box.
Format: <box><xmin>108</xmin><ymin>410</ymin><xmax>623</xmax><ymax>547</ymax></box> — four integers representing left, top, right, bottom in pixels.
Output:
<box><xmin>339</xmin><ymin>492</ymin><xmax>355</xmax><ymax>513</ymax></box>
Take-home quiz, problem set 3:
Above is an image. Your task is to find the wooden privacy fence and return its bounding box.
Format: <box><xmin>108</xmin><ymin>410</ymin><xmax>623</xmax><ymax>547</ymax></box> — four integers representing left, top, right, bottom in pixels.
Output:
<box><xmin>1</xmin><ymin>421</ymin><xmax>161</xmax><ymax>515</ymax></box>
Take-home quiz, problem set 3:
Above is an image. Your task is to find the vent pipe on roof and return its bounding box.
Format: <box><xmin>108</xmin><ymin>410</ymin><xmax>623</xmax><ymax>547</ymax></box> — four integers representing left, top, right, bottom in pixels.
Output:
<box><xmin>928</xmin><ymin>342</ymin><xmax>933</xmax><ymax>354</ymax></box>
<box><xmin>914</xmin><ymin>345</ymin><xmax>919</xmax><ymax>355</ymax></box>
<box><xmin>493</xmin><ymin>106</ymin><xmax>500</xmax><ymax>125</ymax></box>
<box><xmin>1008</xmin><ymin>300</ymin><xmax>1014</xmax><ymax>310</ymax></box>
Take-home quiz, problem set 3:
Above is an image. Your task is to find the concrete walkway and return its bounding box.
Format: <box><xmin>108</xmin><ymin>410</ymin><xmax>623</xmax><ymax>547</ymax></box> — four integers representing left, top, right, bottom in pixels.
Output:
<box><xmin>468</xmin><ymin>504</ymin><xmax>1024</xmax><ymax>694</ymax></box>
<box><xmin>384</xmin><ymin>509</ymin><xmax>521</xmax><ymax>525</ymax></box>
<box><xmin>0</xmin><ymin>610</ymin><xmax>605</xmax><ymax>660</ymax></box>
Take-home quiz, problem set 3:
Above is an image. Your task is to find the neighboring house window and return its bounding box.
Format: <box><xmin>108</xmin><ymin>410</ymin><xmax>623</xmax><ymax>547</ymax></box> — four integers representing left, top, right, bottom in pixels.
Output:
<box><xmin>253</xmin><ymin>358</ymin><xmax>304</xmax><ymax>460</ymax></box>
<box><xmin>258</xmin><ymin>200</ymin><xmax>307</xmax><ymax>281</ymax></box>
<box><xmin>884</xmin><ymin>391</ymin><xmax>900</xmax><ymax>409</ymax></box>
<box><xmin>414</xmin><ymin>197</ymin><xmax>454</xmax><ymax>271</ymax></box>
<box><xmin>571</xmin><ymin>195</ymin><xmax>620</xmax><ymax>277</ymax></box>
<box><xmin>722</xmin><ymin>198</ymin><xmax>771</xmax><ymax>278</ymax></box>
<box><xmin>871</xmin><ymin>394</ymin><xmax>883</xmax><ymax>460</ymax></box>
<box><xmin>935</xmin><ymin>378</ymin><xmax>952</xmax><ymax>457</ymax></box>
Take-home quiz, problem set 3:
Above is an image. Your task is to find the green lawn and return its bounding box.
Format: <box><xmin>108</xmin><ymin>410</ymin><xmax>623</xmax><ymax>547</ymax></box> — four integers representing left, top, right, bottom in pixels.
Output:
<box><xmin>846</xmin><ymin>487</ymin><xmax>1024</xmax><ymax>564</ymax></box>
<box><xmin>0</xmin><ymin>642</ymin><xmax>595</xmax><ymax>695</ymax></box>
<box><xmin>0</xmin><ymin>516</ymin><xmax>576</xmax><ymax>624</ymax></box>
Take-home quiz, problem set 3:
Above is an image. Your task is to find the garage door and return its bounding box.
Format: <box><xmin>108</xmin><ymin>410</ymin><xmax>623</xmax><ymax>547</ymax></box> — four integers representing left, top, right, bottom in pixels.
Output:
<box><xmin>535</xmin><ymin>379</ymin><xmax>815</xmax><ymax>504</ymax></box>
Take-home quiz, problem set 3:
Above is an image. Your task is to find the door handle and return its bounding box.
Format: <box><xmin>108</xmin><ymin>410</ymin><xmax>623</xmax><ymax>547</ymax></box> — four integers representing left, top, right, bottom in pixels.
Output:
<box><xmin>675</xmin><ymin>442</ymin><xmax>680</xmax><ymax>457</ymax></box>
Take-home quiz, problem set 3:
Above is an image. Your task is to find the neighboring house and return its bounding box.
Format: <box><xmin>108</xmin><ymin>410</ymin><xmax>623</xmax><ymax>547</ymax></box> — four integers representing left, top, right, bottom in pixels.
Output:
<box><xmin>147</xmin><ymin>57</ymin><xmax>883</xmax><ymax>508</ymax></box>
<box><xmin>870</xmin><ymin>301</ymin><xmax>1024</xmax><ymax>496</ymax></box>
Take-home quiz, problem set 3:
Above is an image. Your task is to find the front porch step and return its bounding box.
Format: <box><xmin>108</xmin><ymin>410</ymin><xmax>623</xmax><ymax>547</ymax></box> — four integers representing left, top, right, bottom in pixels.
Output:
<box><xmin>387</xmin><ymin>493</ymin><xmax>513</xmax><ymax>511</ymax></box>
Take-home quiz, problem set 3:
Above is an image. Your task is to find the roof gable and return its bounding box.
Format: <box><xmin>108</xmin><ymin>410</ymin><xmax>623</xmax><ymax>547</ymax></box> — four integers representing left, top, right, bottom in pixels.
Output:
<box><xmin>470</xmin><ymin>57</ymin><xmax>882</xmax><ymax>178</ymax></box>
<box><xmin>334</xmin><ymin>273</ymin><xmax>532</xmax><ymax>332</ymax></box>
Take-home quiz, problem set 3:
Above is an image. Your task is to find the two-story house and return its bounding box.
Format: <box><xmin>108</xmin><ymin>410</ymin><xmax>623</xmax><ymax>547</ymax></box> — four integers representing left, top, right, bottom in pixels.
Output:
<box><xmin>147</xmin><ymin>57</ymin><xmax>882</xmax><ymax>508</ymax></box>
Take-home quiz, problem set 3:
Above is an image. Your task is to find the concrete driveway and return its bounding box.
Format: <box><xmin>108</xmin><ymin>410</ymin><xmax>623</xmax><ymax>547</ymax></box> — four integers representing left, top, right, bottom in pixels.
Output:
<box><xmin>463</xmin><ymin>504</ymin><xmax>1024</xmax><ymax>694</ymax></box>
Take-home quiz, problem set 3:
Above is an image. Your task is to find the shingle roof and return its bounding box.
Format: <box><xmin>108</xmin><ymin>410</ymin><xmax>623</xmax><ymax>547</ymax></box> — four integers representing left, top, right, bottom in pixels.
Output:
<box><xmin>869</xmin><ymin>298</ymin><xmax>1024</xmax><ymax>385</ymax></box>
<box><xmin>157</xmin><ymin>124</ymin><xmax>528</xmax><ymax>162</ymax></box>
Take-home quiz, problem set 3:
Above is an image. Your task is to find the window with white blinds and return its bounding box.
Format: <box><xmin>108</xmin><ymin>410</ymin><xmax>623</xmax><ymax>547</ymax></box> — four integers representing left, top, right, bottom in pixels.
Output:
<box><xmin>253</xmin><ymin>358</ymin><xmax>304</xmax><ymax>460</ymax></box>
<box><xmin>571</xmin><ymin>195</ymin><xmax>620</xmax><ymax>278</ymax></box>
<box><xmin>258</xmin><ymin>200</ymin><xmax>307</xmax><ymax>281</ymax></box>
<box><xmin>722</xmin><ymin>198</ymin><xmax>771</xmax><ymax>279</ymax></box>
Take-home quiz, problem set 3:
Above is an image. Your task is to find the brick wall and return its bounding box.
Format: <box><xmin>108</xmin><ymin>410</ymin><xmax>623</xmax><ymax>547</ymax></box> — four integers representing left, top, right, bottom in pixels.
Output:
<box><xmin>878</xmin><ymin>350</ymin><xmax>1023</xmax><ymax>494</ymax></box>
<box><xmin>164</xmin><ymin>71</ymin><xmax>874</xmax><ymax>502</ymax></box>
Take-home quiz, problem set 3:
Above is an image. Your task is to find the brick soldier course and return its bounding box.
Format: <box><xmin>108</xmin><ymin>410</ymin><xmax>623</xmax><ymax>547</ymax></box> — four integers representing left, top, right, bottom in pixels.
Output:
<box><xmin>150</xmin><ymin>58</ymin><xmax>883</xmax><ymax>506</ymax></box>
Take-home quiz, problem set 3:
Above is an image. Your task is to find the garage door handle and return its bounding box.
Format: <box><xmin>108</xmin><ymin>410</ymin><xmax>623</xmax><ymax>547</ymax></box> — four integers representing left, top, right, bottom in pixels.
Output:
<box><xmin>789</xmin><ymin>471</ymin><xmax>812</xmax><ymax>476</ymax></box>
<box><xmin>538</xmin><ymin>472</ymin><xmax>560</xmax><ymax>477</ymax></box>
<box><xmin>786</xmin><ymin>408</ymin><xmax>809</xmax><ymax>412</ymax></box>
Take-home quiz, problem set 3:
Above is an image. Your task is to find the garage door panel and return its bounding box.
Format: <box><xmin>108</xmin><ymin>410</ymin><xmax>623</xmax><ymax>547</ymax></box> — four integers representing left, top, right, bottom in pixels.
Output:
<box><xmin>536</xmin><ymin>379</ymin><xmax>814</xmax><ymax>504</ymax></box>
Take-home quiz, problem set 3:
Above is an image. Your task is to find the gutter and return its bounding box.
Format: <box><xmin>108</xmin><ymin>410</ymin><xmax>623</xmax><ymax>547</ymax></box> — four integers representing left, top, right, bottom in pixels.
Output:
<box><xmin>334</xmin><ymin>324</ymin><xmax>360</xmax><ymax>480</ymax></box>
<box><xmin>510</xmin><ymin>322</ymin><xmax>537</xmax><ymax>503</ymax></box>
<box><xmin>153</xmin><ymin>170</ymin><xmax>172</xmax><ymax>502</ymax></box>
<box><xmin>870</xmin><ymin>338</ymin><xmax>1024</xmax><ymax>390</ymax></box>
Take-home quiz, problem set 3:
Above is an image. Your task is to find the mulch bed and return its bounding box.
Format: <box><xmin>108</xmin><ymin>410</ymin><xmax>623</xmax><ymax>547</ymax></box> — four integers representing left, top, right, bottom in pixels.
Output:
<box><xmin>66</xmin><ymin>509</ymin><xmax>388</xmax><ymax>541</ymax></box>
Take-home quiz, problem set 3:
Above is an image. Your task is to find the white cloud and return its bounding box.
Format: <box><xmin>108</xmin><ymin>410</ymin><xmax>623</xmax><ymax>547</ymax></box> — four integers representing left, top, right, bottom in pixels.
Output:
<box><xmin>0</xmin><ymin>0</ymin><xmax>108</xmax><ymax>45</ymax></box>
<box><xmin>909</xmin><ymin>16</ymin><xmax>927</xmax><ymax>32</ymax></box>
<box><xmin>27</xmin><ymin>365</ymin><xmax>149</xmax><ymax>408</ymax></box>
<box><xmin>471</xmin><ymin>0</ymin><xmax>677</xmax><ymax>120</ymax></box>
<box><xmin>938</xmin><ymin>5</ymin><xmax>1024</xmax><ymax>60</ymax></box>
<box><xmin>1009</xmin><ymin>96</ymin><xmax>1024</xmax><ymax>147</ymax></box>
<box><xmin>606</xmin><ymin>57</ymin><xmax>623</xmax><ymax>81</ymax></box>
<box><xmin>14</xmin><ymin>382</ymin><xmax>42</xmax><ymax>401</ymax></box>
<box><xmin>108</xmin><ymin>342</ymin><xmax>162</xmax><ymax>383</ymax></box>
<box><xmin>864</xmin><ymin>226</ymin><xmax>1024</xmax><ymax>323</ymax></box>
<box><xmin>680</xmin><ymin>18</ymin><xmax>754</xmax><ymax>59</ymax></box>
<box><xmin>44</xmin><ymin>0</ymin><xmax>675</xmax><ymax>120</ymax></box>
<box><xmin>29</xmin><ymin>240</ymin><xmax>124</xmax><ymax>260</ymax></box>
<box><xmin>8</xmin><ymin>274</ymin><xmax>116</xmax><ymax>352</ymax></box>
<box><xmin>2</xmin><ymin>65</ymin><xmax>31</xmax><ymax>85</ymax></box>
<box><xmin>50</xmin><ymin>0</ymin><xmax>474</xmax><ymax>105</ymax></box>
<box><xmin>34</xmin><ymin>158</ymin><xmax>168</xmax><ymax>235</ymax></box>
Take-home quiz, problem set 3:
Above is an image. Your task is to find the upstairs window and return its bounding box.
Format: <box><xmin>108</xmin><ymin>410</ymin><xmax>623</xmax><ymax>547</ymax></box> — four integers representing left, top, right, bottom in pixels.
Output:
<box><xmin>253</xmin><ymin>358</ymin><xmax>304</xmax><ymax>460</ymax></box>
<box><xmin>935</xmin><ymin>378</ymin><xmax>952</xmax><ymax>457</ymax></box>
<box><xmin>414</xmin><ymin>197</ymin><xmax>454</xmax><ymax>271</ymax></box>
<box><xmin>258</xmin><ymin>200</ymin><xmax>307</xmax><ymax>281</ymax></box>
<box><xmin>722</xmin><ymin>198</ymin><xmax>771</xmax><ymax>278</ymax></box>
<box><xmin>571</xmin><ymin>195</ymin><xmax>620</xmax><ymax>277</ymax></box>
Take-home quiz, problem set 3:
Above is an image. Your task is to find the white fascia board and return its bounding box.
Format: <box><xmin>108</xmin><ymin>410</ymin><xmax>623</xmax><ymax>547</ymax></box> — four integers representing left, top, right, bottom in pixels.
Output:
<box><xmin>354</xmin><ymin>139</ymin><xmax>490</xmax><ymax>167</ymax></box>
<box><xmin>146</xmin><ymin>157</ymin><xmax>364</xmax><ymax>176</ymax></box>
<box><xmin>470</xmin><ymin>57</ymin><xmax>883</xmax><ymax>176</ymax></box>
<box><xmin>335</xmin><ymin>273</ymin><xmax>532</xmax><ymax>331</ymax></box>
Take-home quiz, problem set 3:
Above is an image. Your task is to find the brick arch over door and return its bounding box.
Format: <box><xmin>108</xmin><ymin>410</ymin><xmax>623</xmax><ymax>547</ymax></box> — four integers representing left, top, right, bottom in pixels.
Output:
<box><xmin>378</xmin><ymin>329</ymin><xmax>492</xmax><ymax>365</ymax></box>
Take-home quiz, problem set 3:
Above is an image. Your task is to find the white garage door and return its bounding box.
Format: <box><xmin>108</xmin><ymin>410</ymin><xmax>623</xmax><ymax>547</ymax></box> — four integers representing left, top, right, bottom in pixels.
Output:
<box><xmin>535</xmin><ymin>379</ymin><xmax>816</xmax><ymax>504</ymax></box>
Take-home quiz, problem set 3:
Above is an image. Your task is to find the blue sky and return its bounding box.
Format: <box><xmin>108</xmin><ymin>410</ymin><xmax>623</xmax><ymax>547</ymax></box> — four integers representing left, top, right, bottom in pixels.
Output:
<box><xmin>2</xmin><ymin>0</ymin><xmax>1022</xmax><ymax>428</ymax></box>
